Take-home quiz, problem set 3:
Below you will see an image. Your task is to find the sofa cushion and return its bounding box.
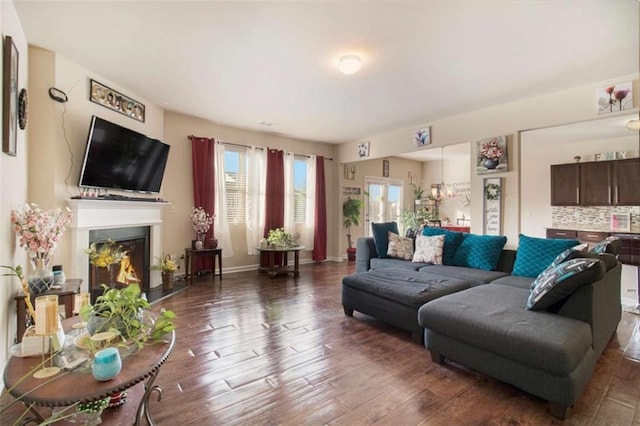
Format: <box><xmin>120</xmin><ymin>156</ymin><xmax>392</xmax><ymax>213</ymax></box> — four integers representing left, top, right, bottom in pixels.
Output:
<box><xmin>418</xmin><ymin>265</ymin><xmax>508</xmax><ymax>286</ymax></box>
<box><xmin>370</xmin><ymin>257</ymin><xmax>431</xmax><ymax>271</ymax></box>
<box><xmin>371</xmin><ymin>222</ymin><xmax>399</xmax><ymax>259</ymax></box>
<box><xmin>451</xmin><ymin>234</ymin><xmax>507</xmax><ymax>271</ymax></box>
<box><xmin>553</xmin><ymin>248</ymin><xmax>618</xmax><ymax>272</ymax></box>
<box><xmin>590</xmin><ymin>236</ymin><xmax>623</xmax><ymax>256</ymax></box>
<box><xmin>527</xmin><ymin>258</ymin><xmax>605</xmax><ymax>311</ymax></box>
<box><xmin>418</xmin><ymin>284</ymin><xmax>593</xmax><ymax>375</ymax></box>
<box><xmin>421</xmin><ymin>227</ymin><xmax>463</xmax><ymax>265</ymax></box>
<box><xmin>387</xmin><ymin>231</ymin><xmax>414</xmax><ymax>260</ymax></box>
<box><xmin>412</xmin><ymin>235</ymin><xmax>444</xmax><ymax>264</ymax></box>
<box><xmin>343</xmin><ymin>268</ymin><xmax>470</xmax><ymax>307</ymax></box>
<box><xmin>490</xmin><ymin>275</ymin><xmax>535</xmax><ymax>290</ymax></box>
<box><xmin>512</xmin><ymin>234</ymin><xmax>581</xmax><ymax>278</ymax></box>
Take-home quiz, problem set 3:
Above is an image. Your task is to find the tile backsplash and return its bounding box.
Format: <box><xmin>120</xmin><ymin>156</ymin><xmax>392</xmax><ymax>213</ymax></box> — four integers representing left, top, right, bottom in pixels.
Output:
<box><xmin>552</xmin><ymin>206</ymin><xmax>640</xmax><ymax>233</ymax></box>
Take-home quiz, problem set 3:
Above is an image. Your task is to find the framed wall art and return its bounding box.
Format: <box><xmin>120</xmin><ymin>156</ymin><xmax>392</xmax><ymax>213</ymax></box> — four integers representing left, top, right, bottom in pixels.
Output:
<box><xmin>597</xmin><ymin>82</ymin><xmax>633</xmax><ymax>114</ymax></box>
<box><xmin>382</xmin><ymin>159</ymin><xmax>389</xmax><ymax>177</ymax></box>
<box><xmin>611</xmin><ymin>213</ymin><xmax>630</xmax><ymax>232</ymax></box>
<box><xmin>3</xmin><ymin>35</ymin><xmax>19</xmax><ymax>156</ymax></box>
<box><xmin>357</xmin><ymin>141</ymin><xmax>370</xmax><ymax>158</ymax></box>
<box><xmin>476</xmin><ymin>135</ymin><xmax>508</xmax><ymax>174</ymax></box>
<box><xmin>90</xmin><ymin>79</ymin><xmax>145</xmax><ymax>122</ymax></box>
<box><xmin>414</xmin><ymin>127</ymin><xmax>431</xmax><ymax>148</ymax></box>
<box><xmin>483</xmin><ymin>177</ymin><xmax>502</xmax><ymax>236</ymax></box>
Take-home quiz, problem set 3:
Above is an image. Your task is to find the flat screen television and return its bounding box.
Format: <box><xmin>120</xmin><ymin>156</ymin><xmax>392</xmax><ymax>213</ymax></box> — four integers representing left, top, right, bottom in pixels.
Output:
<box><xmin>78</xmin><ymin>116</ymin><xmax>170</xmax><ymax>193</ymax></box>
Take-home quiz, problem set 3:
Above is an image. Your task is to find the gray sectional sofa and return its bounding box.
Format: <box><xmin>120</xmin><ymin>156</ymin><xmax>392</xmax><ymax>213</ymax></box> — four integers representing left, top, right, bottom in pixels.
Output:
<box><xmin>344</xmin><ymin>235</ymin><xmax>622</xmax><ymax>419</ymax></box>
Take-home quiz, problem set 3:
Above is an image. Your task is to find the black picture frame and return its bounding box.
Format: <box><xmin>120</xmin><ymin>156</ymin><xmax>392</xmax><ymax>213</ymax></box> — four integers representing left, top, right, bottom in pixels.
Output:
<box><xmin>3</xmin><ymin>35</ymin><xmax>18</xmax><ymax>157</ymax></box>
<box><xmin>382</xmin><ymin>159</ymin><xmax>389</xmax><ymax>177</ymax></box>
<box><xmin>89</xmin><ymin>79</ymin><xmax>145</xmax><ymax>123</ymax></box>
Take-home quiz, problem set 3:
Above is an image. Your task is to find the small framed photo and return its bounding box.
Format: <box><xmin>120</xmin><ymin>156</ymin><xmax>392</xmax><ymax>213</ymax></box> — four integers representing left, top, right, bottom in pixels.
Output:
<box><xmin>611</xmin><ymin>213</ymin><xmax>630</xmax><ymax>232</ymax></box>
<box><xmin>3</xmin><ymin>35</ymin><xmax>19</xmax><ymax>157</ymax></box>
<box><xmin>382</xmin><ymin>159</ymin><xmax>389</xmax><ymax>177</ymax></box>
<box><xmin>414</xmin><ymin>128</ymin><xmax>431</xmax><ymax>148</ymax></box>
<box><xmin>357</xmin><ymin>141</ymin><xmax>370</xmax><ymax>158</ymax></box>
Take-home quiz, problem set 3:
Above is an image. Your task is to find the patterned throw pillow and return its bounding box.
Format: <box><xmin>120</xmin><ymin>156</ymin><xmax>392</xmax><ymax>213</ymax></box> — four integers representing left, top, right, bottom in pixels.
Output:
<box><xmin>412</xmin><ymin>235</ymin><xmax>445</xmax><ymax>264</ymax></box>
<box><xmin>421</xmin><ymin>227</ymin><xmax>464</xmax><ymax>265</ymax></box>
<box><xmin>451</xmin><ymin>234</ymin><xmax>507</xmax><ymax>271</ymax></box>
<box><xmin>590</xmin><ymin>236</ymin><xmax>622</xmax><ymax>255</ymax></box>
<box><xmin>387</xmin><ymin>231</ymin><xmax>414</xmax><ymax>260</ymax></box>
<box><xmin>512</xmin><ymin>234</ymin><xmax>581</xmax><ymax>278</ymax></box>
<box><xmin>527</xmin><ymin>258</ymin><xmax>604</xmax><ymax>311</ymax></box>
<box><xmin>371</xmin><ymin>222</ymin><xmax>399</xmax><ymax>259</ymax></box>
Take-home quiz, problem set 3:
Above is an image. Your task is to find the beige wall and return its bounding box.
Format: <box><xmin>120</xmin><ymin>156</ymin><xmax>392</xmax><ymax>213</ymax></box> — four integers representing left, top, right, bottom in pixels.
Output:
<box><xmin>27</xmin><ymin>46</ymin><xmax>165</xmax><ymax>276</ymax></box>
<box><xmin>1</xmin><ymin>0</ymin><xmax>29</xmax><ymax>368</ymax></box>
<box><xmin>338</xmin><ymin>74</ymin><xmax>639</xmax><ymax>249</ymax></box>
<box><xmin>162</xmin><ymin>112</ymin><xmax>339</xmax><ymax>270</ymax></box>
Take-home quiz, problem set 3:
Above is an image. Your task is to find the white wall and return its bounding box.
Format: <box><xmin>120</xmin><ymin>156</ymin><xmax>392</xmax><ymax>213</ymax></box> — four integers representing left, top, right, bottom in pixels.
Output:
<box><xmin>1</xmin><ymin>0</ymin><xmax>29</xmax><ymax>370</ymax></box>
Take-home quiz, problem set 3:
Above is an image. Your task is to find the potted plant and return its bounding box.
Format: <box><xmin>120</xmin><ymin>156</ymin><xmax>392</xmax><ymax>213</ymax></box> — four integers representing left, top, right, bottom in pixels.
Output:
<box><xmin>343</xmin><ymin>197</ymin><xmax>364</xmax><ymax>261</ymax></box>
<box><xmin>151</xmin><ymin>253</ymin><xmax>178</xmax><ymax>291</ymax></box>
<box><xmin>80</xmin><ymin>283</ymin><xmax>176</xmax><ymax>351</ymax></box>
<box><xmin>266</xmin><ymin>228</ymin><xmax>295</xmax><ymax>247</ymax></box>
<box><xmin>412</xmin><ymin>184</ymin><xmax>425</xmax><ymax>205</ymax></box>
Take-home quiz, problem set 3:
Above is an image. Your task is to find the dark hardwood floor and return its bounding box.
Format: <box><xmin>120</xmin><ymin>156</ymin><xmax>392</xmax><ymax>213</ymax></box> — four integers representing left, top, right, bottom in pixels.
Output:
<box><xmin>3</xmin><ymin>261</ymin><xmax>640</xmax><ymax>424</ymax></box>
<box><xmin>146</xmin><ymin>261</ymin><xmax>640</xmax><ymax>425</ymax></box>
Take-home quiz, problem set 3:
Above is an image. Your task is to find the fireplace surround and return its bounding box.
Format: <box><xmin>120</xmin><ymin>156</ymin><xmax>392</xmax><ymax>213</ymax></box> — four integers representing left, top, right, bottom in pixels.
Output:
<box><xmin>67</xmin><ymin>199</ymin><xmax>166</xmax><ymax>294</ymax></box>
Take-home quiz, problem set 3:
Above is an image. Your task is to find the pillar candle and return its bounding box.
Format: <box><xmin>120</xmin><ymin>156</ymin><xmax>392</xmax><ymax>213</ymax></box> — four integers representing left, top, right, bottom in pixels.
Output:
<box><xmin>35</xmin><ymin>295</ymin><xmax>58</xmax><ymax>335</ymax></box>
<box><xmin>74</xmin><ymin>292</ymin><xmax>90</xmax><ymax>314</ymax></box>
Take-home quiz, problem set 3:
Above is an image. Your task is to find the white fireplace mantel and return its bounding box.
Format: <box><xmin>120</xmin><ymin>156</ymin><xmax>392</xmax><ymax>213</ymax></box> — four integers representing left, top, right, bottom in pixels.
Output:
<box><xmin>67</xmin><ymin>199</ymin><xmax>167</xmax><ymax>293</ymax></box>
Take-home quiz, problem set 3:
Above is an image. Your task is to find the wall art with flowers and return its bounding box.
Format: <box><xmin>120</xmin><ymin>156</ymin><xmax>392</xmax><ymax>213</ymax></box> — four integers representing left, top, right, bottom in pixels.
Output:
<box><xmin>597</xmin><ymin>82</ymin><xmax>633</xmax><ymax>115</ymax></box>
<box><xmin>476</xmin><ymin>135</ymin><xmax>508</xmax><ymax>175</ymax></box>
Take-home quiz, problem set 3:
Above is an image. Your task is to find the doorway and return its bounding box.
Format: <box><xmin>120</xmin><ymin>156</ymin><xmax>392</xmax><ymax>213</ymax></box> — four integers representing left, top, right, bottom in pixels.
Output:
<box><xmin>364</xmin><ymin>177</ymin><xmax>403</xmax><ymax>236</ymax></box>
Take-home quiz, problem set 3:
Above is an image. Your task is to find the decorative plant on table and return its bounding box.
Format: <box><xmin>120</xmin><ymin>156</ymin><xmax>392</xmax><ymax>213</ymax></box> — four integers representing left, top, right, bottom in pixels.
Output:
<box><xmin>85</xmin><ymin>239</ymin><xmax>127</xmax><ymax>288</ymax></box>
<box><xmin>266</xmin><ymin>228</ymin><xmax>296</xmax><ymax>248</ymax></box>
<box><xmin>151</xmin><ymin>253</ymin><xmax>178</xmax><ymax>291</ymax></box>
<box><xmin>10</xmin><ymin>203</ymin><xmax>72</xmax><ymax>294</ymax></box>
<box><xmin>343</xmin><ymin>196</ymin><xmax>364</xmax><ymax>260</ymax></box>
<box><xmin>191</xmin><ymin>207</ymin><xmax>214</xmax><ymax>249</ymax></box>
<box><xmin>80</xmin><ymin>283</ymin><xmax>176</xmax><ymax>352</ymax></box>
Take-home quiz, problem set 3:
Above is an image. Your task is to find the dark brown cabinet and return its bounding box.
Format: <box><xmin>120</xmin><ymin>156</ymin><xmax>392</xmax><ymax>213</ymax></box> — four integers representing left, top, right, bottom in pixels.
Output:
<box><xmin>612</xmin><ymin>158</ymin><xmax>640</xmax><ymax>205</ymax></box>
<box><xmin>550</xmin><ymin>164</ymin><xmax>580</xmax><ymax>206</ymax></box>
<box><xmin>551</xmin><ymin>158</ymin><xmax>640</xmax><ymax>206</ymax></box>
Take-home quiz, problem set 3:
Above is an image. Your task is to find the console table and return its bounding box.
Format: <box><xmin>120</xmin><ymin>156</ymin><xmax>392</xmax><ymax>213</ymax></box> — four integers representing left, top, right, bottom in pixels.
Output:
<box><xmin>3</xmin><ymin>316</ymin><xmax>175</xmax><ymax>425</ymax></box>
<box><xmin>14</xmin><ymin>279</ymin><xmax>82</xmax><ymax>343</ymax></box>
<box><xmin>255</xmin><ymin>245</ymin><xmax>304</xmax><ymax>278</ymax></box>
<box><xmin>184</xmin><ymin>247</ymin><xmax>222</xmax><ymax>285</ymax></box>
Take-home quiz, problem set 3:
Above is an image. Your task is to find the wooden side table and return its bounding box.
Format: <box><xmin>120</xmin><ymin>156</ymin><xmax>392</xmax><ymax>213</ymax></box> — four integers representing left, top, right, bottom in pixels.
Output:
<box><xmin>184</xmin><ymin>248</ymin><xmax>222</xmax><ymax>285</ymax></box>
<box><xmin>14</xmin><ymin>279</ymin><xmax>82</xmax><ymax>343</ymax></box>
<box><xmin>255</xmin><ymin>245</ymin><xmax>304</xmax><ymax>278</ymax></box>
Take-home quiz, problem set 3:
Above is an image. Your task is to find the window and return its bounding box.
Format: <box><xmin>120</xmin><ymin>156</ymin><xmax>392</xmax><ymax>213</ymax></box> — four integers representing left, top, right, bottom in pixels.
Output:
<box><xmin>224</xmin><ymin>148</ymin><xmax>247</xmax><ymax>223</ymax></box>
<box><xmin>294</xmin><ymin>157</ymin><xmax>308</xmax><ymax>223</ymax></box>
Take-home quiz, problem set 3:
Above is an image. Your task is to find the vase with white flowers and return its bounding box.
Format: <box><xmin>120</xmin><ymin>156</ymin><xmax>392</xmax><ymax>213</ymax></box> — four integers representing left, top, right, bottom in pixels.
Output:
<box><xmin>10</xmin><ymin>203</ymin><xmax>72</xmax><ymax>294</ymax></box>
<box><xmin>190</xmin><ymin>207</ymin><xmax>214</xmax><ymax>249</ymax></box>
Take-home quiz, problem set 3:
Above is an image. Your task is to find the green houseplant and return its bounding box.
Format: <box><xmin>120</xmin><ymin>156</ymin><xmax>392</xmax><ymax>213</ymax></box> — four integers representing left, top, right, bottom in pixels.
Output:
<box><xmin>81</xmin><ymin>283</ymin><xmax>176</xmax><ymax>351</ymax></box>
<box><xmin>343</xmin><ymin>197</ymin><xmax>364</xmax><ymax>261</ymax></box>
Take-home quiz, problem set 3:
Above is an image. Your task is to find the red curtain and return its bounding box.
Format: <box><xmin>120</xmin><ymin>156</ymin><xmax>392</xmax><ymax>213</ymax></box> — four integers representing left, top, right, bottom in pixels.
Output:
<box><xmin>190</xmin><ymin>135</ymin><xmax>215</xmax><ymax>271</ymax></box>
<box><xmin>262</xmin><ymin>149</ymin><xmax>285</xmax><ymax>267</ymax></box>
<box><xmin>313</xmin><ymin>156</ymin><xmax>327</xmax><ymax>261</ymax></box>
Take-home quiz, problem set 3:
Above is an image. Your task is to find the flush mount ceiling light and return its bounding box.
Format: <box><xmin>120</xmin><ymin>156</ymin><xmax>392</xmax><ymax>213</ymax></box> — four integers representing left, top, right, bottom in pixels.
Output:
<box><xmin>337</xmin><ymin>54</ymin><xmax>362</xmax><ymax>75</ymax></box>
<box><xmin>625</xmin><ymin>119</ymin><xmax>640</xmax><ymax>131</ymax></box>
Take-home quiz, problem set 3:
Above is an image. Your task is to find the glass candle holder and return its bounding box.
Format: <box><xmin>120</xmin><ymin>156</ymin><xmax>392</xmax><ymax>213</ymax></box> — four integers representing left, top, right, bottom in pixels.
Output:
<box><xmin>92</xmin><ymin>347</ymin><xmax>122</xmax><ymax>381</ymax></box>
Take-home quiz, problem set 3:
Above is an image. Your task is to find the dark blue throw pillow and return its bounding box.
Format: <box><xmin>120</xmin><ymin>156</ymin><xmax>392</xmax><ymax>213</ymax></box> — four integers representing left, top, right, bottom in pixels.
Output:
<box><xmin>451</xmin><ymin>233</ymin><xmax>507</xmax><ymax>271</ymax></box>
<box><xmin>421</xmin><ymin>227</ymin><xmax>464</xmax><ymax>265</ymax></box>
<box><xmin>371</xmin><ymin>222</ymin><xmax>399</xmax><ymax>258</ymax></box>
<box><xmin>512</xmin><ymin>234</ymin><xmax>581</xmax><ymax>278</ymax></box>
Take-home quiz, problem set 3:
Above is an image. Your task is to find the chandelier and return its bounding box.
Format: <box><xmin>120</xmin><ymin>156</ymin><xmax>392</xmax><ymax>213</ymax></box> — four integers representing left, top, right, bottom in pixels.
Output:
<box><xmin>431</xmin><ymin>147</ymin><xmax>457</xmax><ymax>202</ymax></box>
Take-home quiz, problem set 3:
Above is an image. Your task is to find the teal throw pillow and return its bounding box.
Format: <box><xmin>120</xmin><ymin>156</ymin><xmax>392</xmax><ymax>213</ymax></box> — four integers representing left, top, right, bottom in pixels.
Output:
<box><xmin>421</xmin><ymin>227</ymin><xmax>464</xmax><ymax>265</ymax></box>
<box><xmin>371</xmin><ymin>222</ymin><xmax>399</xmax><ymax>259</ymax></box>
<box><xmin>451</xmin><ymin>234</ymin><xmax>507</xmax><ymax>271</ymax></box>
<box><xmin>527</xmin><ymin>258</ymin><xmax>604</xmax><ymax>311</ymax></box>
<box><xmin>512</xmin><ymin>234</ymin><xmax>581</xmax><ymax>278</ymax></box>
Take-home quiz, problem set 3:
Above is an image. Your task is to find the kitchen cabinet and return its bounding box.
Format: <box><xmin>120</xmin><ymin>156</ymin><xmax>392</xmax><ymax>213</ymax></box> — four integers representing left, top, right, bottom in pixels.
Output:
<box><xmin>612</xmin><ymin>158</ymin><xmax>640</xmax><ymax>205</ymax></box>
<box><xmin>550</xmin><ymin>164</ymin><xmax>580</xmax><ymax>206</ymax></box>
<box><xmin>550</xmin><ymin>158</ymin><xmax>640</xmax><ymax>206</ymax></box>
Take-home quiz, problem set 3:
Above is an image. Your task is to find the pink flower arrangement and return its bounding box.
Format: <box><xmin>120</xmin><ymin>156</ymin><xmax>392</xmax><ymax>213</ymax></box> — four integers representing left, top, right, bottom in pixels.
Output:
<box><xmin>479</xmin><ymin>138</ymin><xmax>504</xmax><ymax>160</ymax></box>
<box><xmin>190</xmin><ymin>207</ymin><xmax>214</xmax><ymax>235</ymax></box>
<box><xmin>11</xmin><ymin>203</ymin><xmax>72</xmax><ymax>267</ymax></box>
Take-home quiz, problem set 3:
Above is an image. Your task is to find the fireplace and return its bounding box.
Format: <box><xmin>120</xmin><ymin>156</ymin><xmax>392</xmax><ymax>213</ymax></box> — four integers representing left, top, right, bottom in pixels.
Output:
<box><xmin>67</xmin><ymin>199</ymin><xmax>166</xmax><ymax>295</ymax></box>
<box><xmin>88</xmin><ymin>226</ymin><xmax>150</xmax><ymax>300</ymax></box>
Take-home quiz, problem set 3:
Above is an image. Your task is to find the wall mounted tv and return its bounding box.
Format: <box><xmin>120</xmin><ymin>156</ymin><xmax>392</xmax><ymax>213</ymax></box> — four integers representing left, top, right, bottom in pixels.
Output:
<box><xmin>78</xmin><ymin>116</ymin><xmax>170</xmax><ymax>193</ymax></box>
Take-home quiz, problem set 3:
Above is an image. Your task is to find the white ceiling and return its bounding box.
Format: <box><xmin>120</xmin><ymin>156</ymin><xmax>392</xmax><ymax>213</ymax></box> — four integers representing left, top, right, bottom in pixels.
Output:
<box><xmin>14</xmin><ymin>0</ymin><xmax>639</xmax><ymax>144</ymax></box>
